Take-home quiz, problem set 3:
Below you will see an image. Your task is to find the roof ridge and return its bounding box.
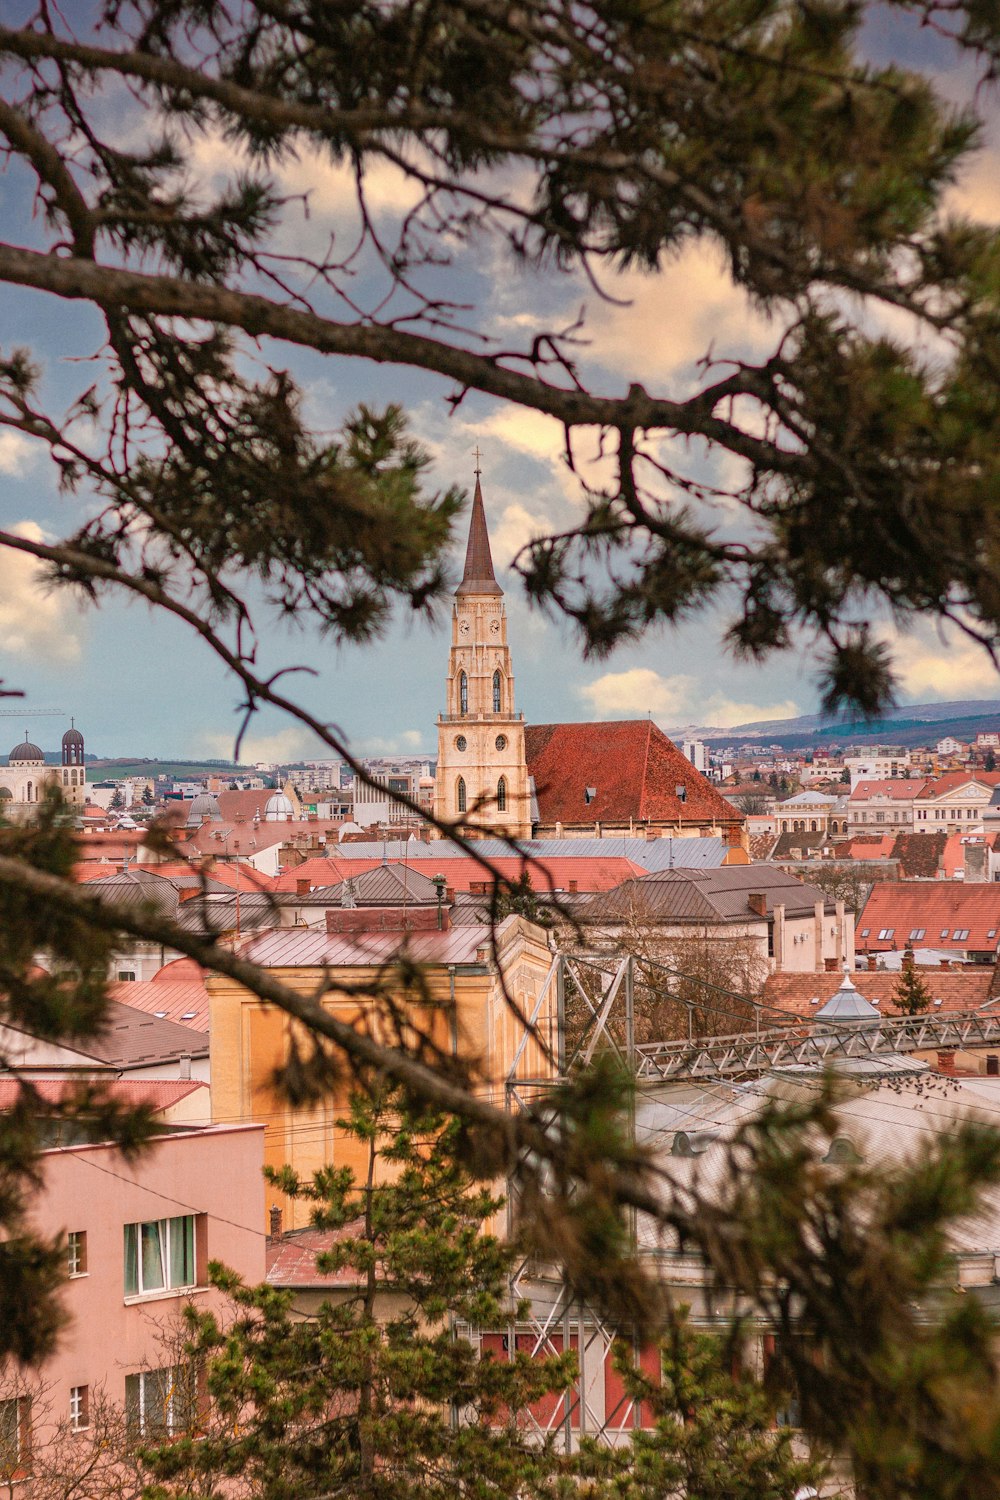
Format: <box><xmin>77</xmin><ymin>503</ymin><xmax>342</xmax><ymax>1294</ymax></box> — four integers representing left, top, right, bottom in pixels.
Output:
<box><xmin>638</xmin><ymin>719</ymin><xmax>653</xmax><ymax>821</ymax></box>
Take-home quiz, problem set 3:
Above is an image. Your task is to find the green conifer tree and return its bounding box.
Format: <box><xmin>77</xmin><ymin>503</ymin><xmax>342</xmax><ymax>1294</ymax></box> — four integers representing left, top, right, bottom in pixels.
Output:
<box><xmin>893</xmin><ymin>955</ymin><xmax>933</xmax><ymax>1015</ymax></box>
<box><xmin>143</xmin><ymin>1090</ymin><xmax>576</xmax><ymax>1500</ymax></box>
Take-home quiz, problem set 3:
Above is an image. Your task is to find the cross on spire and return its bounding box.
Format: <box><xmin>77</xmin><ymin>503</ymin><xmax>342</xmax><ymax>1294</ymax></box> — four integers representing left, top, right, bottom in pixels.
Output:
<box><xmin>473</xmin><ymin>444</ymin><xmax>482</xmax><ymax>478</ymax></box>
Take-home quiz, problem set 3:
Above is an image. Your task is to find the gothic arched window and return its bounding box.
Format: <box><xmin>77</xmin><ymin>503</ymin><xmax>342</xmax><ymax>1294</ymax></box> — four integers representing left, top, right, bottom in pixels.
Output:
<box><xmin>457</xmin><ymin>777</ymin><xmax>467</xmax><ymax>813</ymax></box>
<box><xmin>497</xmin><ymin>776</ymin><xmax>507</xmax><ymax>812</ymax></box>
<box><xmin>493</xmin><ymin>670</ymin><xmax>502</xmax><ymax>713</ymax></box>
<box><xmin>459</xmin><ymin>671</ymin><xmax>468</xmax><ymax>715</ymax></box>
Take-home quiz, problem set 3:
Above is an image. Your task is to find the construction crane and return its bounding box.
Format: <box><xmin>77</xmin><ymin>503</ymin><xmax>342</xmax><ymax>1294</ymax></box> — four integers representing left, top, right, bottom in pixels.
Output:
<box><xmin>0</xmin><ymin>709</ymin><xmax>66</xmax><ymax>717</ymax></box>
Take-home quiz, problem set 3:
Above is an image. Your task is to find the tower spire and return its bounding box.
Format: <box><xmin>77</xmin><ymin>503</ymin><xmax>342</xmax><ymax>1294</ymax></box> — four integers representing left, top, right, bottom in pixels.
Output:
<box><xmin>457</xmin><ymin>468</ymin><xmax>502</xmax><ymax>596</ymax></box>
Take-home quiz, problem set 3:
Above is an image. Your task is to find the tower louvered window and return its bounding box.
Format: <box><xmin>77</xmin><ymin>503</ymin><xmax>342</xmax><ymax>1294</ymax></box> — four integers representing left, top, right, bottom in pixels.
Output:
<box><xmin>457</xmin><ymin>778</ymin><xmax>467</xmax><ymax>813</ymax></box>
<box><xmin>493</xmin><ymin>670</ymin><xmax>502</xmax><ymax>712</ymax></box>
<box><xmin>459</xmin><ymin>672</ymin><xmax>468</xmax><ymax>714</ymax></box>
<box><xmin>497</xmin><ymin>776</ymin><xmax>507</xmax><ymax>812</ymax></box>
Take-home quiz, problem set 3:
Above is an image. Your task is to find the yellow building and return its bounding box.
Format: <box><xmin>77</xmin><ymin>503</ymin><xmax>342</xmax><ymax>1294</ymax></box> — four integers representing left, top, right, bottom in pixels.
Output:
<box><xmin>208</xmin><ymin>915</ymin><xmax>556</xmax><ymax>1228</ymax></box>
<box><xmin>434</xmin><ymin>472</ymin><xmax>532</xmax><ymax>839</ymax></box>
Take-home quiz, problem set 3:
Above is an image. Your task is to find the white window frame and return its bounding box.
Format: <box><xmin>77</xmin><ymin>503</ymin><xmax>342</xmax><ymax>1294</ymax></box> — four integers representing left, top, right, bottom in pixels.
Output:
<box><xmin>124</xmin><ymin>1215</ymin><xmax>196</xmax><ymax>1299</ymax></box>
<box><xmin>124</xmin><ymin>1367</ymin><xmax>195</xmax><ymax>1438</ymax></box>
<box><xmin>69</xmin><ymin>1385</ymin><xmax>89</xmax><ymax>1432</ymax></box>
<box><xmin>67</xmin><ymin>1229</ymin><xmax>87</xmax><ymax>1277</ymax></box>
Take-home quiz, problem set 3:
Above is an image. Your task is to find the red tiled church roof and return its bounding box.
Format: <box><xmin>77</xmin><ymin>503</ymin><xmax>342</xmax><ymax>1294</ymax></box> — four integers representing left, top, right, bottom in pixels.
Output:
<box><xmin>525</xmin><ymin>721</ymin><xmax>741</xmax><ymax>827</ymax></box>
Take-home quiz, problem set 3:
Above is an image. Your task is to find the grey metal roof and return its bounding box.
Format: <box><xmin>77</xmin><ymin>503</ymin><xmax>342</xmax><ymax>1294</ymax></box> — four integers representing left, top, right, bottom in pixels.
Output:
<box><xmin>814</xmin><ymin>972</ymin><xmax>881</xmax><ymax>1023</ymax></box>
<box><xmin>582</xmin><ymin>863</ymin><xmax>833</xmax><ymax>924</ymax></box>
<box><xmin>326</xmin><ymin>864</ymin><xmax>440</xmax><ymax>906</ymax></box>
<box><xmin>85</xmin><ymin>869</ymin><xmax>182</xmax><ymax>918</ymax></box>
<box><xmin>239</xmin><ymin>924</ymin><xmax>496</xmax><ymax>969</ymax></box>
<box><xmin>88</xmin><ymin>999</ymin><xmax>209</xmax><ymax>1067</ymax></box>
<box><xmin>328</xmin><ymin>836</ymin><xmax>727</xmax><ymax>870</ymax></box>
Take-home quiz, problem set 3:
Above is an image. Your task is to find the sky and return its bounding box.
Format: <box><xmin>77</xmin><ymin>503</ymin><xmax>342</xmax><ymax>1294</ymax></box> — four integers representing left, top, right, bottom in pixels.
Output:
<box><xmin>1</xmin><ymin>6</ymin><xmax>999</xmax><ymax>763</ymax></box>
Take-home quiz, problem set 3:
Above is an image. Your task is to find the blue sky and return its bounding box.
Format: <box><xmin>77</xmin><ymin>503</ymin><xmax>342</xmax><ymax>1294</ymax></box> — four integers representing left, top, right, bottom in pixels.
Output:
<box><xmin>1</xmin><ymin>8</ymin><xmax>999</xmax><ymax>762</ymax></box>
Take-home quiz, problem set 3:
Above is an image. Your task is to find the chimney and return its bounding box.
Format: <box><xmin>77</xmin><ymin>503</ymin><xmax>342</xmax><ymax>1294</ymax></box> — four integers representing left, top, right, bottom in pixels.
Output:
<box><xmin>824</xmin><ymin>957</ymin><xmax>838</xmax><ymax>972</ymax></box>
<box><xmin>269</xmin><ymin>1205</ymin><xmax>283</xmax><ymax>1239</ymax></box>
<box><xmin>868</xmin><ymin>955</ymin><xmax>877</xmax><ymax>971</ymax></box>
<box><xmin>296</xmin><ymin>878</ymin><xmax>310</xmax><ymax>896</ymax></box>
<box><xmin>568</xmin><ymin>879</ymin><xmax>578</xmax><ymax>894</ymax></box>
<box><xmin>446</xmin><ymin>886</ymin><xmax>455</xmax><ymax>904</ymax></box>
<box><xmin>748</xmin><ymin>892</ymin><xmax>767</xmax><ymax>917</ymax></box>
<box><xmin>937</xmin><ymin>1051</ymin><xmax>957</xmax><ymax>1075</ymax></box>
<box><xmin>178</xmin><ymin>1054</ymin><xmax>191</xmax><ymax>1080</ymax></box>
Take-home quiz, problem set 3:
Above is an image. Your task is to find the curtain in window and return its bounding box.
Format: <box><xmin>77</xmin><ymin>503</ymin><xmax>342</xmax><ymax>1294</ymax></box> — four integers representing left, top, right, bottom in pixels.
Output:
<box><xmin>170</xmin><ymin>1215</ymin><xmax>195</xmax><ymax>1287</ymax></box>
<box><xmin>140</xmin><ymin>1221</ymin><xmax>166</xmax><ymax>1292</ymax></box>
<box><xmin>124</xmin><ymin>1223</ymin><xmax>139</xmax><ymax>1296</ymax></box>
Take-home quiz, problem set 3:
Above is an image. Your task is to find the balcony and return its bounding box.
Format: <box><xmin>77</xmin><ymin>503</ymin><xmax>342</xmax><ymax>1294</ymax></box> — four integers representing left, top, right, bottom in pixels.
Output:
<box><xmin>437</xmin><ymin>713</ymin><xmax>524</xmax><ymax>724</ymax></box>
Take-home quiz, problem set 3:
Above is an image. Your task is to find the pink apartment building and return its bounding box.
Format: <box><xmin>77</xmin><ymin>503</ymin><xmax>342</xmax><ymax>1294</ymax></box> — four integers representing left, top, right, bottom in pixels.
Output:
<box><xmin>5</xmin><ymin>1120</ymin><xmax>265</xmax><ymax>1461</ymax></box>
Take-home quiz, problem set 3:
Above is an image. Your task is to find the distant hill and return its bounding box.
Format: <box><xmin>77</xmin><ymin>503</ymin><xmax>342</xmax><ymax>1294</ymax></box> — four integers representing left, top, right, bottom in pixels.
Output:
<box><xmin>676</xmin><ymin>700</ymin><xmax>1000</xmax><ymax>752</ymax></box>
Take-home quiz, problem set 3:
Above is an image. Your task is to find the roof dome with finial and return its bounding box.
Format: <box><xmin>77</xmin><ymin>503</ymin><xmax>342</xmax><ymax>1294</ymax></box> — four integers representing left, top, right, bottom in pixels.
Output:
<box><xmin>8</xmin><ymin>734</ymin><xmax>44</xmax><ymax>765</ymax></box>
<box><xmin>62</xmin><ymin>725</ymin><xmax>84</xmax><ymax>748</ymax></box>
<box><xmin>456</xmin><ymin>467</ymin><xmax>502</xmax><ymax>597</ymax></box>
<box><xmin>814</xmin><ymin>970</ymin><xmax>881</xmax><ymax>1024</ymax></box>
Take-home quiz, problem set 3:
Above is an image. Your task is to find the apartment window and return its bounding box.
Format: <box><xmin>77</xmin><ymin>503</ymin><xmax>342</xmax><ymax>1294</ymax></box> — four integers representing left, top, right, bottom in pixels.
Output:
<box><xmin>117</xmin><ymin>970</ymin><xmax>136</xmax><ymax>982</ymax></box>
<box><xmin>124</xmin><ymin>1215</ymin><xmax>196</xmax><ymax>1298</ymax></box>
<box><xmin>125</xmin><ymin>1367</ymin><xmax>196</xmax><ymax>1438</ymax></box>
<box><xmin>67</xmin><ymin>1230</ymin><xmax>87</xmax><ymax>1277</ymax></box>
<box><xmin>877</xmin><ymin>928</ymin><xmax>894</xmax><ymax>941</ymax></box>
<box><xmin>69</xmin><ymin>1386</ymin><xmax>89</xmax><ymax>1432</ymax></box>
<box><xmin>953</xmin><ymin>929</ymin><xmax>971</xmax><ymax>941</ymax></box>
<box><xmin>875</xmin><ymin>812</ymin><xmax>885</xmax><ymax>823</ymax></box>
<box><xmin>0</xmin><ymin>1397</ymin><xmax>30</xmax><ymax>1473</ymax></box>
<box><xmin>908</xmin><ymin>929</ymin><xmax>926</xmax><ymax>941</ymax></box>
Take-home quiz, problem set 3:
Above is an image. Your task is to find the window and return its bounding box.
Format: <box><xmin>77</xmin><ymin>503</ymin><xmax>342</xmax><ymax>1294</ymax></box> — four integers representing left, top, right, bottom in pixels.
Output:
<box><xmin>953</xmin><ymin>928</ymin><xmax>971</xmax><ymax>940</ymax></box>
<box><xmin>675</xmin><ymin>784</ymin><xmax>687</xmax><ymax>804</ymax></box>
<box><xmin>124</xmin><ymin>1215</ymin><xmax>196</xmax><ymax>1298</ymax></box>
<box><xmin>459</xmin><ymin>671</ymin><xmax>468</xmax><ymax>715</ymax></box>
<box><xmin>125</xmin><ymin>1367</ymin><xmax>196</xmax><ymax>1438</ymax></box>
<box><xmin>877</xmin><ymin>928</ymin><xmax>894</xmax><ymax>941</ymax></box>
<box><xmin>492</xmin><ymin>669</ymin><xmax>502</xmax><ymax>713</ymax></box>
<box><xmin>860</xmin><ymin>928</ymin><xmax>870</xmax><ymax>938</ymax></box>
<box><xmin>67</xmin><ymin>1230</ymin><xmax>87</xmax><ymax>1277</ymax></box>
<box><xmin>69</xmin><ymin>1386</ymin><xmax>89</xmax><ymax>1432</ymax></box>
<box><xmin>941</xmin><ymin>928</ymin><xmax>950</xmax><ymax>939</ymax></box>
<box><xmin>117</xmin><ymin>970</ymin><xmax>136</xmax><ymax>982</ymax></box>
<box><xmin>0</xmin><ymin>1397</ymin><xmax>30</xmax><ymax>1473</ymax></box>
<box><xmin>497</xmin><ymin>776</ymin><xmax>507</xmax><ymax>812</ymax></box>
<box><xmin>456</xmin><ymin>778</ymin><xmax>467</xmax><ymax>815</ymax></box>
<box><xmin>908</xmin><ymin>928</ymin><xmax>926</xmax><ymax>941</ymax></box>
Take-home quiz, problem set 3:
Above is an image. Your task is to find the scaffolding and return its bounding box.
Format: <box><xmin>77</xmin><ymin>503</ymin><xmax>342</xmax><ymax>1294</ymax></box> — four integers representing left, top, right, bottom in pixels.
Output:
<box><xmin>500</xmin><ymin>951</ymin><xmax>1000</xmax><ymax>1445</ymax></box>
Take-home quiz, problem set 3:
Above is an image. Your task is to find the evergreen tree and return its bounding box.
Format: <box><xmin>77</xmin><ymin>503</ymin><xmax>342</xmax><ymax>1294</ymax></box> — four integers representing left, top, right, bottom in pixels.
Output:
<box><xmin>893</xmin><ymin>955</ymin><xmax>933</xmax><ymax>1015</ymax></box>
<box><xmin>986</xmin><ymin>750</ymin><xmax>997</xmax><ymax>773</ymax></box>
<box><xmin>143</xmin><ymin>1090</ymin><xmax>576</xmax><ymax>1500</ymax></box>
<box><xmin>109</xmin><ymin>787</ymin><xmax>125</xmax><ymax>810</ymax></box>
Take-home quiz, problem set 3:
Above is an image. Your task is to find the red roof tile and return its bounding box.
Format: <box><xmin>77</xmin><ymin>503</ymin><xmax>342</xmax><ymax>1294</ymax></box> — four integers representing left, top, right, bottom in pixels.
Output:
<box><xmin>763</xmin><ymin>968</ymin><xmax>995</xmax><ymax>1016</ymax></box>
<box><xmin>858</xmin><ymin>882</ymin><xmax>1000</xmax><ymax>953</ymax></box>
<box><xmin>266</xmin><ymin>1220</ymin><xmax>367</xmax><ymax>1287</ymax></box>
<box><xmin>525</xmin><ymin>721</ymin><xmax>742</xmax><ymax>827</ymax></box>
<box><xmin>106</xmin><ymin>979</ymin><xmax>209</xmax><ymax>1030</ymax></box>
<box><xmin>849</xmin><ymin>779</ymin><xmax>928</xmax><ymax>802</ymax></box>
<box><xmin>919</xmin><ymin>772</ymin><xmax>1000</xmax><ymax>800</ymax></box>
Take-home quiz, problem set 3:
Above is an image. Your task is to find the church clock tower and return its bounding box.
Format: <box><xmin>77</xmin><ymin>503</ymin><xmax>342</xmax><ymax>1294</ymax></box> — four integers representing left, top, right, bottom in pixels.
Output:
<box><xmin>434</xmin><ymin>469</ymin><xmax>531</xmax><ymax>839</ymax></box>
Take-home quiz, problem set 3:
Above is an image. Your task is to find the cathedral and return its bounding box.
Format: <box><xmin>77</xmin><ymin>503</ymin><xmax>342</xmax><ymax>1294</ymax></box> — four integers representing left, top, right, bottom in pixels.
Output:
<box><xmin>434</xmin><ymin>476</ymin><xmax>746</xmax><ymax>847</ymax></box>
<box><xmin>0</xmin><ymin>722</ymin><xmax>87</xmax><ymax>821</ymax></box>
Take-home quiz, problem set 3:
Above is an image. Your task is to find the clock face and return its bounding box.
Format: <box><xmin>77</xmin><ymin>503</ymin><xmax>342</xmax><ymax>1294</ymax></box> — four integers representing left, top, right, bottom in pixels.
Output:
<box><xmin>489</xmin><ymin>619</ymin><xmax>501</xmax><ymax>636</ymax></box>
<box><xmin>459</xmin><ymin>619</ymin><xmax>471</xmax><ymax>636</ymax></box>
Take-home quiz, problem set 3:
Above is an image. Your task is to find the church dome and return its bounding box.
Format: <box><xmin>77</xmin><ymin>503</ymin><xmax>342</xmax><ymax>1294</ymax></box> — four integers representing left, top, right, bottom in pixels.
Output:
<box><xmin>62</xmin><ymin>727</ymin><xmax>84</xmax><ymax>748</ymax></box>
<box><xmin>9</xmin><ymin>739</ymin><xmax>44</xmax><ymax>764</ymax></box>
<box><xmin>263</xmin><ymin>791</ymin><xmax>295</xmax><ymax>821</ymax></box>
<box><xmin>186</xmin><ymin>792</ymin><xmax>223</xmax><ymax>826</ymax></box>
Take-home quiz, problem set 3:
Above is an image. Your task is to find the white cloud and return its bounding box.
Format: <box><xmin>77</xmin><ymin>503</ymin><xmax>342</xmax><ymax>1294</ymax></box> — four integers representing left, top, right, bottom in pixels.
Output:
<box><xmin>492</xmin><ymin>502</ymin><xmax>555</xmax><ymax>569</ymax></box>
<box><xmin>0</xmin><ymin>431</ymin><xmax>36</xmax><ymax>476</ymax></box>
<box><xmin>887</xmin><ymin>624</ymin><xmax>1000</xmax><ymax>701</ymax></box>
<box><xmin>0</xmin><ymin>523</ymin><xmax>82</xmax><ymax>663</ymax></box>
<box><xmin>579</xmin><ymin>668</ymin><xmax>696</xmax><ymax>719</ymax></box>
<box><xmin>354</xmin><ymin>729</ymin><xmax>431</xmax><ymax>755</ymax></box>
<box><xmin>584</xmin><ymin>242</ymin><xmax>775</xmax><ymax>391</ymax></box>
<box><xmin>577</xmin><ymin>667</ymin><xmax>799</xmax><ymax>728</ymax></box>
<box><xmin>196</xmin><ymin>725</ymin><xmax>328</xmax><ymax>763</ymax></box>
